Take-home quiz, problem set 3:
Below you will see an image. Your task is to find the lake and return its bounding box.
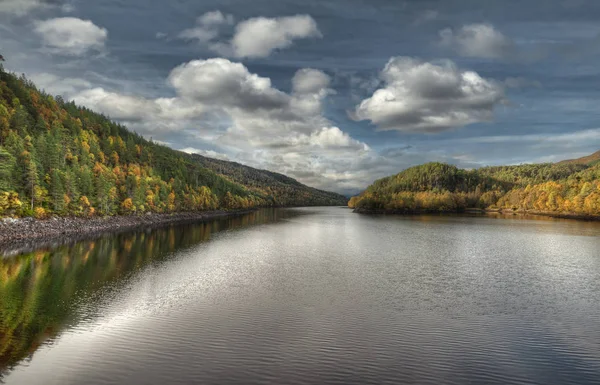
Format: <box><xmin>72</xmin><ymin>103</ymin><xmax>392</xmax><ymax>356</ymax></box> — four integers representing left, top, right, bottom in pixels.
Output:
<box><xmin>1</xmin><ymin>207</ymin><xmax>600</xmax><ymax>384</ymax></box>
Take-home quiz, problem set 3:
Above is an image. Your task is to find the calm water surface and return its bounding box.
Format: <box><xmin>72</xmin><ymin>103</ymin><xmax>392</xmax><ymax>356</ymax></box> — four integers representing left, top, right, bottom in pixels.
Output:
<box><xmin>1</xmin><ymin>207</ymin><xmax>600</xmax><ymax>384</ymax></box>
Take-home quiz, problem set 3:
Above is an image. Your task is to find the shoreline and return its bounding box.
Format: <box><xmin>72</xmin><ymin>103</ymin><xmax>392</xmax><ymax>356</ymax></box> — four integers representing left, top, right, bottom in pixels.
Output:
<box><xmin>352</xmin><ymin>207</ymin><xmax>600</xmax><ymax>221</ymax></box>
<box><xmin>0</xmin><ymin>209</ymin><xmax>258</xmax><ymax>255</ymax></box>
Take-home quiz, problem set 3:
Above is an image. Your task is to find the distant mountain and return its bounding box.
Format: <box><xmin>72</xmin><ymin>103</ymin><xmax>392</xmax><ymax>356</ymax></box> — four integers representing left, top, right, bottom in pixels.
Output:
<box><xmin>191</xmin><ymin>154</ymin><xmax>348</xmax><ymax>207</ymax></box>
<box><xmin>0</xmin><ymin>67</ymin><xmax>345</xmax><ymax>218</ymax></box>
<box><xmin>558</xmin><ymin>150</ymin><xmax>600</xmax><ymax>166</ymax></box>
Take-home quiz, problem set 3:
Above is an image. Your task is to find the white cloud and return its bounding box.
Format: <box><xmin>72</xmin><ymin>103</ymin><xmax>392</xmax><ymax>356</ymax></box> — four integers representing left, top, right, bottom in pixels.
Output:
<box><xmin>34</xmin><ymin>17</ymin><xmax>108</xmax><ymax>56</ymax></box>
<box><xmin>71</xmin><ymin>88</ymin><xmax>205</xmax><ymax>131</ymax></box>
<box><xmin>238</xmin><ymin>126</ymin><xmax>368</xmax><ymax>152</ymax></box>
<box><xmin>306</xmin><ymin>127</ymin><xmax>369</xmax><ymax>150</ymax></box>
<box><xmin>198</xmin><ymin>10</ymin><xmax>235</xmax><ymax>27</ymax></box>
<box><xmin>230</xmin><ymin>15</ymin><xmax>321</xmax><ymax>58</ymax></box>
<box><xmin>439</xmin><ymin>23</ymin><xmax>515</xmax><ymax>59</ymax></box>
<box><xmin>292</xmin><ymin>68</ymin><xmax>331</xmax><ymax>95</ymax></box>
<box><xmin>72</xmin><ymin>88</ymin><xmax>162</xmax><ymax>121</ymax></box>
<box><xmin>0</xmin><ymin>0</ymin><xmax>49</xmax><ymax>15</ymax></box>
<box><xmin>28</xmin><ymin>73</ymin><xmax>92</xmax><ymax>96</ymax></box>
<box><xmin>180</xmin><ymin>148</ymin><xmax>230</xmax><ymax>160</ymax></box>
<box><xmin>61</xmin><ymin>3</ymin><xmax>75</xmax><ymax>13</ymax></box>
<box><xmin>354</xmin><ymin>57</ymin><xmax>505</xmax><ymax>132</ymax></box>
<box><xmin>178</xmin><ymin>10</ymin><xmax>234</xmax><ymax>43</ymax></box>
<box><xmin>168</xmin><ymin>58</ymin><xmax>289</xmax><ymax>111</ymax></box>
<box><xmin>177</xmin><ymin>13</ymin><xmax>321</xmax><ymax>58</ymax></box>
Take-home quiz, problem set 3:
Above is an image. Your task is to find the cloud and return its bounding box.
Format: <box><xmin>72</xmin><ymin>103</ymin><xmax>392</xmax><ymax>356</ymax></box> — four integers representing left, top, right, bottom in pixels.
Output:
<box><xmin>166</xmin><ymin>60</ymin><xmax>335</xmax><ymax>140</ymax></box>
<box><xmin>230</xmin><ymin>15</ymin><xmax>321</xmax><ymax>58</ymax></box>
<box><xmin>292</xmin><ymin>68</ymin><xmax>331</xmax><ymax>95</ymax></box>
<box><xmin>178</xmin><ymin>10</ymin><xmax>234</xmax><ymax>43</ymax></box>
<box><xmin>0</xmin><ymin>0</ymin><xmax>55</xmax><ymax>15</ymax></box>
<box><xmin>439</xmin><ymin>23</ymin><xmax>515</xmax><ymax>59</ymax></box>
<box><xmin>61</xmin><ymin>3</ymin><xmax>75</xmax><ymax>13</ymax></box>
<box><xmin>253</xmin><ymin>127</ymin><xmax>368</xmax><ymax>152</ymax></box>
<box><xmin>28</xmin><ymin>73</ymin><xmax>92</xmax><ymax>96</ymax></box>
<box><xmin>448</xmin><ymin>128</ymin><xmax>600</xmax><ymax>145</ymax></box>
<box><xmin>305</xmin><ymin>127</ymin><xmax>369</xmax><ymax>150</ymax></box>
<box><xmin>177</xmin><ymin>13</ymin><xmax>321</xmax><ymax>58</ymax></box>
<box><xmin>71</xmin><ymin>88</ymin><xmax>205</xmax><ymax>131</ymax></box>
<box><xmin>168</xmin><ymin>58</ymin><xmax>290</xmax><ymax>111</ymax></box>
<box><xmin>197</xmin><ymin>10</ymin><xmax>235</xmax><ymax>27</ymax></box>
<box><xmin>353</xmin><ymin>56</ymin><xmax>505</xmax><ymax>132</ymax></box>
<box><xmin>72</xmin><ymin>88</ymin><xmax>161</xmax><ymax>121</ymax></box>
<box><xmin>34</xmin><ymin>17</ymin><xmax>108</xmax><ymax>55</ymax></box>
<box><xmin>413</xmin><ymin>10</ymin><xmax>439</xmax><ymax>25</ymax></box>
<box><xmin>70</xmin><ymin>58</ymin><xmax>328</xmax><ymax>132</ymax></box>
<box><xmin>180</xmin><ymin>148</ymin><xmax>230</xmax><ymax>160</ymax></box>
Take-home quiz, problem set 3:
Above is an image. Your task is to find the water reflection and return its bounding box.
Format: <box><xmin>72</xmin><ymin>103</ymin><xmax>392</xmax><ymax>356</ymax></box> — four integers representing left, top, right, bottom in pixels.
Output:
<box><xmin>381</xmin><ymin>212</ymin><xmax>600</xmax><ymax>237</ymax></box>
<box><xmin>2</xmin><ymin>208</ymin><xmax>600</xmax><ymax>385</ymax></box>
<box><xmin>0</xmin><ymin>208</ymin><xmax>299</xmax><ymax>374</ymax></box>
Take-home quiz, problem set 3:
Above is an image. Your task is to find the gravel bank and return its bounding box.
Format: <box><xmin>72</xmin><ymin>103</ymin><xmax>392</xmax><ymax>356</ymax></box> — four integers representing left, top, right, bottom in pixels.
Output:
<box><xmin>0</xmin><ymin>210</ymin><xmax>256</xmax><ymax>255</ymax></box>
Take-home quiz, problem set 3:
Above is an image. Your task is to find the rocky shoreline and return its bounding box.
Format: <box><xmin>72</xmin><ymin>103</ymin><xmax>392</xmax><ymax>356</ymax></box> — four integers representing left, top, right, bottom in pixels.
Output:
<box><xmin>0</xmin><ymin>210</ymin><xmax>257</xmax><ymax>255</ymax></box>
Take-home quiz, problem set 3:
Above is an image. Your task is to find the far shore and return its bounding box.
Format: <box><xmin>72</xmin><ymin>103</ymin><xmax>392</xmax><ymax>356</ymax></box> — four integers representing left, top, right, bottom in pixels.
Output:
<box><xmin>0</xmin><ymin>209</ymin><xmax>258</xmax><ymax>255</ymax></box>
<box><xmin>353</xmin><ymin>207</ymin><xmax>600</xmax><ymax>222</ymax></box>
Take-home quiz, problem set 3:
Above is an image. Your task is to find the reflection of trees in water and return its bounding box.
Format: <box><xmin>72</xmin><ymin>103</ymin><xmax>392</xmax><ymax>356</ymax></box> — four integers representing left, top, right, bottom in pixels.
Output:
<box><xmin>0</xmin><ymin>208</ymin><xmax>294</xmax><ymax>375</ymax></box>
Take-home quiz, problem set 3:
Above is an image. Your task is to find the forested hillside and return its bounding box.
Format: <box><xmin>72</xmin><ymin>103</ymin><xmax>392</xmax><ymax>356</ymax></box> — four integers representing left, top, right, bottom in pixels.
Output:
<box><xmin>558</xmin><ymin>150</ymin><xmax>600</xmax><ymax>166</ymax></box>
<box><xmin>349</xmin><ymin>160</ymin><xmax>600</xmax><ymax>216</ymax></box>
<box><xmin>191</xmin><ymin>154</ymin><xmax>347</xmax><ymax>207</ymax></box>
<box><xmin>0</xmin><ymin>67</ymin><xmax>346</xmax><ymax>218</ymax></box>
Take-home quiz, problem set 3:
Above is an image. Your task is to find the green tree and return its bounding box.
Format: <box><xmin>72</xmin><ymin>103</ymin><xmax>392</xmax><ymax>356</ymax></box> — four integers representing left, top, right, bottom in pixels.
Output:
<box><xmin>50</xmin><ymin>169</ymin><xmax>66</xmax><ymax>212</ymax></box>
<box><xmin>20</xmin><ymin>135</ymin><xmax>39</xmax><ymax>210</ymax></box>
<box><xmin>0</xmin><ymin>146</ymin><xmax>15</xmax><ymax>192</ymax></box>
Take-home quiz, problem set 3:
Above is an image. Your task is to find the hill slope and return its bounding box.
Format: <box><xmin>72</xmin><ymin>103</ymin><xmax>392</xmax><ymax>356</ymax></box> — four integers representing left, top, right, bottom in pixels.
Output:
<box><xmin>558</xmin><ymin>150</ymin><xmax>600</xmax><ymax>166</ymax></box>
<box><xmin>350</xmin><ymin>161</ymin><xmax>600</xmax><ymax>216</ymax></box>
<box><xmin>0</xmin><ymin>67</ymin><xmax>346</xmax><ymax>218</ymax></box>
<box><xmin>191</xmin><ymin>154</ymin><xmax>347</xmax><ymax>206</ymax></box>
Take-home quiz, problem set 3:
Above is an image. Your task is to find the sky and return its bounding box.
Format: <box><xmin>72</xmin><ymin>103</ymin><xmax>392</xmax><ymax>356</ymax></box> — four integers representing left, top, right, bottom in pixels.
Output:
<box><xmin>1</xmin><ymin>0</ymin><xmax>600</xmax><ymax>195</ymax></box>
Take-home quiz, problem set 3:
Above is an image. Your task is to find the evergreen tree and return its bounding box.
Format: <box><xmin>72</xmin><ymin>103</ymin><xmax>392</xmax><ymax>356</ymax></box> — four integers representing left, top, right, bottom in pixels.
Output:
<box><xmin>10</xmin><ymin>106</ymin><xmax>32</xmax><ymax>136</ymax></box>
<box><xmin>0</xmin><ymin>146</ymin><xmax>15</xmax><ymax>192</ymax></box>
<box><xmin>50</xmin><ymin>169</ymin><xmax>65</xmax><ymax>212</ymax></box>
<box><xmin>20</xmin><ymin>135</ymin><xmax>39</xmax><ymax>210</ymax></box>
